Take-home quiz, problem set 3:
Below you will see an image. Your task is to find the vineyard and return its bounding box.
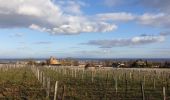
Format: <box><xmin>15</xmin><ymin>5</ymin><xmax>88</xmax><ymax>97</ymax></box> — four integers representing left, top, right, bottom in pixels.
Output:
<box><xmin>0</xmin><ymin>64</ymin><xmax>170</xmax><ymax>100</ymax></box>
<box><xmin>0</xmin><ymin>65</ymin><xmax>46</xmax><ymax>99</ymax></box>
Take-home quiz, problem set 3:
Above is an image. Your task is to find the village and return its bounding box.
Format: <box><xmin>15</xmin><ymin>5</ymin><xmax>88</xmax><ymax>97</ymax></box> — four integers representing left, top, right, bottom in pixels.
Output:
<box><xmin>2</xmin><ymin>56</ymin><xmax>169</xmax><ymax>69</ymax></box>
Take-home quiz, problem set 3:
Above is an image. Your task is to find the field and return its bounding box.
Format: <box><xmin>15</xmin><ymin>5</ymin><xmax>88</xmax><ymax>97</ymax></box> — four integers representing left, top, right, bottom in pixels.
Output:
<box><xmin>0</xmin><ymin>65</ymin><xmax>46</xmax><ymax>99</ymax></box>
<box><xmin>0</xmin><ymin>64</ymin><xmax>170</xmax><ymax>100</ymax></box>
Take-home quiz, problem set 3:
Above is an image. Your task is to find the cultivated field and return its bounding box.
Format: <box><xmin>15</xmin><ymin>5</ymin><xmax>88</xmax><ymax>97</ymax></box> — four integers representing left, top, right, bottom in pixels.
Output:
<box><xmin>0</xmin><ymin>65</ymin><xmax>46</xmax><ymax>99</ymax></box>
<box><xmin>0</xmin><ymin>64</ymin><xmax>170</xmax><ymax>100</ymax></box>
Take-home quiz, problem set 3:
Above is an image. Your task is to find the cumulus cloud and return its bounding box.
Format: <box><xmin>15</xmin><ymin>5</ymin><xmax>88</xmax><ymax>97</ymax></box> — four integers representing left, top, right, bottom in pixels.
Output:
<box><xmin>0</xmin><ymin>0</ymin><xmax>169</xmax><ymax>35</ymax></box>
<box><xmin>133</xmin><ymin>0</ymin><xmax>170</xmax><ymax>28</ymax></box>
<box><xmin>137</xmin><ymin>13</ymin><xmax>170</xmax><ymax>28</ymax></box>
<box><xmin>0</xmin><ymin>0</ymin><xmax>117</xmax><ymax>35</ymax></box>
<box><xmin>83</xmin><ymin>34</ymin><xmax>165</xmax><ymax>48</ymax></box>
<box><xmin>96</xmin><ymin>12</ymin><xmax>170</xmax><ymax>29</ymax></box>
<box><xmin>101</xmin><ymin>0</ymin><xmax>170</xmax><ymax>29</ymax></box>
<box><xmin>56</xmin><ymin>0</ymin><xmax>86</xmax><ymax>15</ymax></box>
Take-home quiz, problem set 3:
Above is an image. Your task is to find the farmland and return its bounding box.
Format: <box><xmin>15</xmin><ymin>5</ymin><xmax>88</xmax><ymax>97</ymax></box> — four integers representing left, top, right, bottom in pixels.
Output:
<box><xmin>0</xmin><ymin>64</ymin><xmax>170</xmax><ymax>100</ymax></box>
<box><xmin>0</xmin><ymin>65</ymin><xmax>46</xmax><ymax>99</ymax></box>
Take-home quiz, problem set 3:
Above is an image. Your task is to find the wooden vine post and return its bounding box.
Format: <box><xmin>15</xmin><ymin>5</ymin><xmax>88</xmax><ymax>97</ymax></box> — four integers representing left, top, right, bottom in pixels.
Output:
<box><xmin>46</xmin><ymin>78</ymin><xmax>51</xmax><ymax>99</ymax></box>
<box><xmin>54</xmin><ymin>81</ymin><xmax>58</xmax><ymax>100</ymax></box>
<box><xmin>140</xmin><ymin>82</ymin><xmax>145</xmax><ymax>100</ymax></box>
<box><xmin>163</xmin><ymin>87</ymin><xmax>166</xmax><ymax>100</ymax></box>
<box><xmin>115</xmin><ymin>77</ymin><xmax>118</xmax><ymax>94</ymax></box>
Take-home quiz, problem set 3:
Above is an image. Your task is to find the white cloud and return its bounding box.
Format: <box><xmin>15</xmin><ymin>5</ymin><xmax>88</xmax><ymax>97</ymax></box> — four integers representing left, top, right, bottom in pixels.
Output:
<box><xmin>56</xmin><ymin>0</ymin><xmax>85</xmax><ymax>15</ymax></box>
<box><xmin>0</xmin><ymin>0</ymin><xmax>169</xmax><ymax>35</ymax></box>
<box><xmin>96</xmin><ymin>12</ymin><xmax>135</xmax><ymax>22</ymax></box>
<box><xmin>96</xmin><ymin>12</ymin><xmax>170</xmax><ymax>29</ymax></box>
<box><xmin>131</xmin><ymin>35</ymin><xmax>165</xmax><ymax>43</ymax></box>
<box><xmin>17</xmin><ymin>5</ymin><xmax>43</xmax><ymax>17</ymax></box>
<box><xmin>84</xmin><ymin>34</ymin><xmax>165</xmax><ymax>48</ymax></box>
<box><xmin>0</xmin><ymin>0</ymin><xmax>117</xmax><ymax>35</ymax></box>
<box><xmin>135</xmin><ymin>0</ymin><xmax>170</xmax><ymax>28</ymax></box>
<box><xmin>137</xmin><ymin>13</ymin><xmax>170</xmax><ymax>27</ymax></box>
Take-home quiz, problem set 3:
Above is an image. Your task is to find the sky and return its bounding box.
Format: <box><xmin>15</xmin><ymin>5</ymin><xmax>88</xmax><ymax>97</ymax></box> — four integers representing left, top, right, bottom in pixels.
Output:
<box><xmin>0</xmin><ymin>0</ymin><xmax>170</xmax><ymax>58</ymax></box>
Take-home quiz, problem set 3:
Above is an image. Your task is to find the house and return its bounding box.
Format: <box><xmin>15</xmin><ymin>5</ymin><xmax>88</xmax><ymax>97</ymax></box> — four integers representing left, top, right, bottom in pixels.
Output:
<box><xmin>112</xmin><ymin>62</ymin><xmax>126</xmax><ymax>68</ymax></box>
<box><xmin>84</xmin><ymin>63</ymin><xmax>98</xmax><ymax>70</ymax></box>
<box><xmin>131</xmin><ymin>59</ymin><xmax>147</xmax><ymax>68</ymax></box>
<box><xmin>47</xmin><ymin>56</ymin><xmax>61</xmax><ymax>66</ymax></box>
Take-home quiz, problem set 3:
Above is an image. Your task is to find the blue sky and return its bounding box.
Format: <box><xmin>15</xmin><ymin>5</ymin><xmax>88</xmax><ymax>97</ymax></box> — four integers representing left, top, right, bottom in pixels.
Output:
<box><xmin>0</xmin><ymin>0</ymin><xmax>170</xmax><ymax>58</ymax></box>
